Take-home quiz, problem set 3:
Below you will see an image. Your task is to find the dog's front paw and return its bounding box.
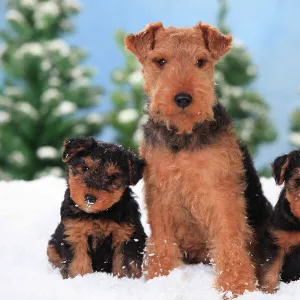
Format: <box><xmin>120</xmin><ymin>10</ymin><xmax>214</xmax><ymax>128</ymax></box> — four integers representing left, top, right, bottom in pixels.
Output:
<box><xmin>68</xmin><ymin>259</ymin><xmax>93</xmax><ymax>278</ymax></box>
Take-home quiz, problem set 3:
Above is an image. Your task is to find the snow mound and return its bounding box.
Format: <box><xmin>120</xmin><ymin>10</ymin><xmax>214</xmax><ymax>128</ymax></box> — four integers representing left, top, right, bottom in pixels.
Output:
<box><xmin>0</xmin><ymin>176</ymin><xmax>298</xmax><ymax>299</ymax></box>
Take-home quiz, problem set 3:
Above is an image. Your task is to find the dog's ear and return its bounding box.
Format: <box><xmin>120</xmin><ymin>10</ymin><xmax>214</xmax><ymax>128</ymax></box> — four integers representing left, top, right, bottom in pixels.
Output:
<box><xmin>272</xmin><ymin>154</ymin><xmax>289</xmax><ymax>185</ymax></box>
<box><xmin>125</xmin><ymin>22</ymin><xmax>164</xmax><ymax>63</ymax></box>
<box><xmin>196</xmin><ymin>22</ymin><xmax>232</xmax><ymax>60</ymax></box>
<box><xmin>62</xmin><ymin>137</ymin><xmax>97</xmax><ymax>163</ymax></box>
<box><xmin>127</xmin><ymin>151</ymin><xmax>146</xmax><ymax>185</ymax></box>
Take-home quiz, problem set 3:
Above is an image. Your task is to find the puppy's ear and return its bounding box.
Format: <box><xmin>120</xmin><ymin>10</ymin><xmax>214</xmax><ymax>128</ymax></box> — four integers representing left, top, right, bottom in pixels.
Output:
<box><xmin>196</xmin><ymin>22</ymin><xmax>232</xmax><ymax>60</ymax></box>
<box><xmin>62</xmin><ymin>137</ymin><xmax>97</xmax><ymax>163</ymax></box>
<box><xmin>125</xmin><ymin>22</ymin><xmax>164</xmax><ymax>64</ymax></box>
<box><xmin>272</xmin><ymin>154</ymin><xmax>289</xmax><ymax>185</ymax></box>
<box><xmin>127</xmin><ymin>152</ymin><xmax>146</xmax><ymax>185</ymax></box>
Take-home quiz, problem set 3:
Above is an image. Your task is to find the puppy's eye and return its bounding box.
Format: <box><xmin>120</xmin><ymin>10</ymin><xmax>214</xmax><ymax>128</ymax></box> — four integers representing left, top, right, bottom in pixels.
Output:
<box><xmin>196</xmin><ymin>59</ymin><xmax>206</xmax><ymax>68</ymax></box>
<box><xmin>154</xmin><ymin>58</ymin><xmax>167</xmax><ymax>67</ymax></box>
<box><xmin>83</xmin><ymin>166</ymin><xmax>89</xmax><ymax>172</ymax></box>
<box><xmin>295</xmin><ymin>178</ymin><xmax>300</xmax><ymax>185</ymax></box>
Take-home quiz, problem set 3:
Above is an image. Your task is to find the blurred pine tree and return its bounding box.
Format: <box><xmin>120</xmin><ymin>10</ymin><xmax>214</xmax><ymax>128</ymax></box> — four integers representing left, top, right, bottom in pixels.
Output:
<box><xmin>290</xmin><ymin>107</ymin><xmax>300</xmax><ymax>147</ymax></box>
<box><xmin>108</xmin><ymin>31</ymin><xmax>146</xmax><ymax>152</ymax></box>
<box><xmin>216</xmin><ymin>0</ymin><xmax>276</xmax><ymax>154</ymax></box>
<box><xmin>0</xmin><ymin>0</ymin><xmax>102</xmax><ymax>180</ymax></box>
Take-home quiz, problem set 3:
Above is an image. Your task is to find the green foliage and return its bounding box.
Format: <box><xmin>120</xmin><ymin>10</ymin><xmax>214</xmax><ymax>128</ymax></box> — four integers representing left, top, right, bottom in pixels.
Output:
<box><xmin>108</xmin><ymin>31</ymin><xmax>145</xmax><ymax>151</ymax></box>
<box><xmin>0</xmin><ymin>0</ymin><xmax>102</xmax><ymax>180</ymax></box>
<box><xmin>216</xmin><ymin>0</ymin><xmax>276</xmax><ymax>155</ymax></box>
<box><xmin>290</xmin><ymin>108</ymin><xmax>300</xmax><ymax>147</ymax></box>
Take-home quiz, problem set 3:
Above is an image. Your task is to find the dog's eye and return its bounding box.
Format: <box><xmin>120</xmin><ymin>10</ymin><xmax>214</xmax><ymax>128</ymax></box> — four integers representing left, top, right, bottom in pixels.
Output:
<box><xmin>154</xmin><ymin>58</ymin><xmax>167</xmax><ymax>67</ymax></box>
<box><xmin>196</xmin><ymin>59</ymin><xmax>206</xmax><ymax>68</ymax></box>
<box><xmin>295</xmin><ymin>178</ymin><xmax>300</xmax><ymax>186</ymax></box>
<box><xmin>83</xmin><ymin>166</ymin><xmax>89</xmax><ymax>172</ymax></box>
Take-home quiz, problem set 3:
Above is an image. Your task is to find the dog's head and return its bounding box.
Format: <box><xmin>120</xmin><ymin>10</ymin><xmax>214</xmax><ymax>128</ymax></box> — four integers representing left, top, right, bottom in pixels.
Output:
<box><xmin>125</xmin><ymin>22</ymin><xmax>232</xmax><ymax>134</ymax></box>
<box><xmin>272</xmin><ymin>151</ymin><xmax>300</xmax><ymax>218</ymax></box>
<box><xmin>62</xmin><ymin>137</ymin><xmax>145</xmax><ymax>213</ymax></box>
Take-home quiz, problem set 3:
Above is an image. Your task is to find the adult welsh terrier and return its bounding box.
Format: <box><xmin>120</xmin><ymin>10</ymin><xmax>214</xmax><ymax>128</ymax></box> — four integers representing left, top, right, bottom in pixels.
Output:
<box><xmin>125</xmin><ymin>22</ymin><xmax>272</xmax><ymax>296</ymax></box>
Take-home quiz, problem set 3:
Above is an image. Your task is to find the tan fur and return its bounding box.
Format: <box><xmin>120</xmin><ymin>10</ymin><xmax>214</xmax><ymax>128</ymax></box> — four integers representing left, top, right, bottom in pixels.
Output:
<box><xmin>63</xmin><ymin>219</ymin><xmax>134</xmax><ymax>278</ymax></box>
<box><xmin>127</xmin><ymin>22</ymin><xmax>254</xmax><ymax>295</ymax></box>
<box><xmin>273</xmin><ymin>230</ymin><xmax>300</xmax><ymax>252</ymax></box>
<box><xmin>141</xmin><ymin>131</ymin><xmax>255</xmax><ymax>294</ymax></box>
<box><xmin>279</xmin><ymin>158</ymin><xmax>290</xmax><ymax>185</ymax></box>
<box><xmin>285</xmin><ymin>168</ymin><xmax>300</xmax><ymax>217</ymax></box>
<box><xmin>261</xmin><ymin>249</ymin><xmax>285</xmax><ymax>294</ymax></box>
<box><xmin>47</xmin><ymin>244</ymin><xmax>62</xmax><ymax>269</ymax></box>
<box><xmin>68</xmin><ymin>172</ymin><xmax>125</xmax><ymax>213</ymax></box>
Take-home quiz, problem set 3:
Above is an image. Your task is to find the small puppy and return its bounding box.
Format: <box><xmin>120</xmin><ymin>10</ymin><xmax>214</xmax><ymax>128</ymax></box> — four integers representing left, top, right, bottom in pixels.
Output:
<box><xmin>47</xmin><ymin>137</ymin><xmax>146</xmax><ymax>279</ymax></box>
<box><xmin>259</xmin><ymin>150</ymin><xmax>300</xmax><ymax>292</ymax></box>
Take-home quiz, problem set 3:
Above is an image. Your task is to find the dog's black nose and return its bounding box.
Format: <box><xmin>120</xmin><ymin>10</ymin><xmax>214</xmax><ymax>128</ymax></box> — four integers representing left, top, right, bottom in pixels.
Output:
<box><xmin>174</xmin><ymin>93</ymin><xmax>192</xmax><ymax>109</ymax></box>
<box><xmin>84</xmin><ymin>194</ymin><xmax>97</xmax><ymax>204</ymax></box>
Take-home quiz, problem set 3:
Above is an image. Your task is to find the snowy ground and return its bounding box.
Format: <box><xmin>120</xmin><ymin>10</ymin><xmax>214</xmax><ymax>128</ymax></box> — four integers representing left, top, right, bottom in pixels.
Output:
<box><xmin>1</xmin><ymin>176</ymin><xmax>299</xmax><ymax>300</ymax></box>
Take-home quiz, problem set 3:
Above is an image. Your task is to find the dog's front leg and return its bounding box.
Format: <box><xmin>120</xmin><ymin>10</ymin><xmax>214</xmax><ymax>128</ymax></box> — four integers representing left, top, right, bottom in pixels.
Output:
<box><xmin>208</xmin><ymin>191</ymin><xmax>256</xmax><ymax>296</ymax></box>
<box><xmin>143</xmin><ymin>189</ymin><xmax>182</xmax><ymax>279</ymax></box>
<box><xmin>63</xmin><ymin>220</ymin><xmax>93</xmax><ymax>278</ymax></box>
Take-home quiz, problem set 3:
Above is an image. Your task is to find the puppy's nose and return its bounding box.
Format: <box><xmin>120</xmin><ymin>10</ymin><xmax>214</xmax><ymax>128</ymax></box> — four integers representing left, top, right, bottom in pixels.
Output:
<box><xmin>174</xmin><ymin>93</ymin><xmax>192</xmax><ymax>109</ymax></box>
<box><xmin>84</xmin><ymin>194</ymin><xmax>97</xmax><ymax>204</ymax></box>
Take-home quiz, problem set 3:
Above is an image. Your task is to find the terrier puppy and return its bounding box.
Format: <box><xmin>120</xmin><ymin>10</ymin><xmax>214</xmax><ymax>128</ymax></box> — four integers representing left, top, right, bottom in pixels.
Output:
<box><xmin>125</xmin><ymin>22</ymin><xmax>272</xmax><ymax>296</ymax></box>
<box><xmin>47</xmin><ymin>137</ymin><xmax>146</xmax><ymax>279</ymax></box>
<box><xmin>260</xmin><ymin>150</ymin><xmax>300</xmax><ymax>293</ymax></box>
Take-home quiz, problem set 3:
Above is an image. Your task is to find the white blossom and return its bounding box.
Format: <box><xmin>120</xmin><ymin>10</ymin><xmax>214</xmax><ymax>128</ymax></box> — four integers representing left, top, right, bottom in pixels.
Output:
<box><xmin>16</xmin><ymin>43</ymin><xmax>43</xmax><ymax>58</ymax></box>
<box><xmin>128</xmin><ymin>70</ymin><xmax>143</xmax><ymax>86</ymax></box>
<box><xmin>42</xmin><ymin>88</ymin><xmax>61</xmax><ymax>103</ymax></box>
<box><xmin>46</xmin><ymin>39</ymin><xmax>70</xmax><ymax>56</ymax></box>
<box><xmin>55</xmin><ymin>101</ymin><xmax>76</xmax><ymax>115</ymax></box>
<box><xmin>233</xmin><ymin>39</ymin><xmax>244</xmax><ymax>48</ymax></box>
<box><xmin>117</xmin><ymin>108</ymin><xmax>139</xmax><ymax>123</ymax></box>
<box><xmin>6</xmin><ymin>9</ymin><xmax>25</xmax><ymax>23</ymax></box>
<box><xmin>0</xmin><ymin>111</ymin><xmax>11</xmax><ymax>124</ymax></box>
<box><xmin>87</xmin><ymin>113</ymin><xmax>103</xmax><ymax>124</ymax></box>
<box><xmin>34</xmin><ymin>2</ymin><xmax>60</xmax><ymax>29</ymax></box>
<box><xmin>290</xmin><ymin>132</ymin><xmax>300</xmax><ymax>146</ymax></box>
<box><xmin>37</xmin><ymin>146</ymin><xmax>58</xmax><ymax>159</ymax></box>
<box><xmin>36</xmin><ymin>166</ymin><xmax>63</xmax><ymax>178</ymax></box>
<box><xmin>20</xmin><ymin>0</ymin><xmax>37</xmax><ymax>9</ymax></box>
<box><xmin>229</xmin><ymin>87</ymin><xmax>243</xmax><ymax>98</ymax></box>
<box><xmin>9</xmin><ymin>151</ymin><xmax>26</xmax><ymax>165</ymax></box>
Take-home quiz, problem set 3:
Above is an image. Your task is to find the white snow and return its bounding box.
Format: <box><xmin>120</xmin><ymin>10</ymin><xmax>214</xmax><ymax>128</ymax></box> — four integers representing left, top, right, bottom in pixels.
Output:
<box><xmin>16</xmin><ymin>42</ymin><xmax>43</xmax><ymax>58</ymax></box>
<box><xmin>34</xmin><ymin>2</ymin><xmax>60</xmax><ymax>29</ymax></box>
<box><xmin>118</xmin><ymin>108</ymin><xmax>139</xmax><ymax>123</ymax></box>
<box><xmin>289</xmin><ymin>132</ymin><xmax>300</xmax><ymax>147</ymax></box>
<box><xmin>55</xmin><ymin>101</ymin><xmax>77</xmax><ymax>115</ymax></box>
<box><xmin>42</xmin><ymin>88</ymin><xmax>61</xmax><ymax>103</ymax></box>
<box><xmin>0</xmin><ymin>111</ymin><xmax>10</xmax><ymax>124</ymax></box>
<box><xmin>37</xmin><ymin>146</ymin><xmax>58</xmax><ymax>159</ymax></box>
<box><xmin>1</xmin><ymin>176</ymin><xmax>299</xmax><ymax>300</ymax></box>
<box><xmin>6</xmin><ymin>9</ymin><xmax>25</xmax><ymax>23</ymax></box>
<box><xmin>20</xmin><ymin>0</ymin><xmax>37</xmax><ymax>9</ymax></box>
<box><xmin>46</xmin><ymin>39</ymin><xmax>71</xmax><ymax>56</ymax></box>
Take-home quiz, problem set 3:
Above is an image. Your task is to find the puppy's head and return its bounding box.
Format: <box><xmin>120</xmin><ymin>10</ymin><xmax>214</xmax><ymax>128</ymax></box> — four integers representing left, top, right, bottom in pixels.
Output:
<box><xmin>272</xmin><ymin>151</ymin><xmax>300</xmax><ymax>217</ymax></box>
<box><xmin>125</xmin><ymin>22</ymin><xmax>232</xmax><ymax>134</ymax></box>
<box><xmin>62</xmin><ymin>137</ymin><xmax>145</xmax><ymax>213</ymax></box>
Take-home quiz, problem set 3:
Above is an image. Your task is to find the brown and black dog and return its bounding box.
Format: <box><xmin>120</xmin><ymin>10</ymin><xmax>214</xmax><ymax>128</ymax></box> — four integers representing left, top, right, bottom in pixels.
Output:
<box><xmin>259</xmin><ymin>150</ymin><xmax>300</xmax><ymax>293</ymax></box>
<box><xmin>47</xmin><ymin>137</ymin><xmax>146</xmax><ymax>279</ymax></box>
<box><xmin>125</xmin><ymin>22</ymin><xmax>272</xmax><ymax>296</ymax></box>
